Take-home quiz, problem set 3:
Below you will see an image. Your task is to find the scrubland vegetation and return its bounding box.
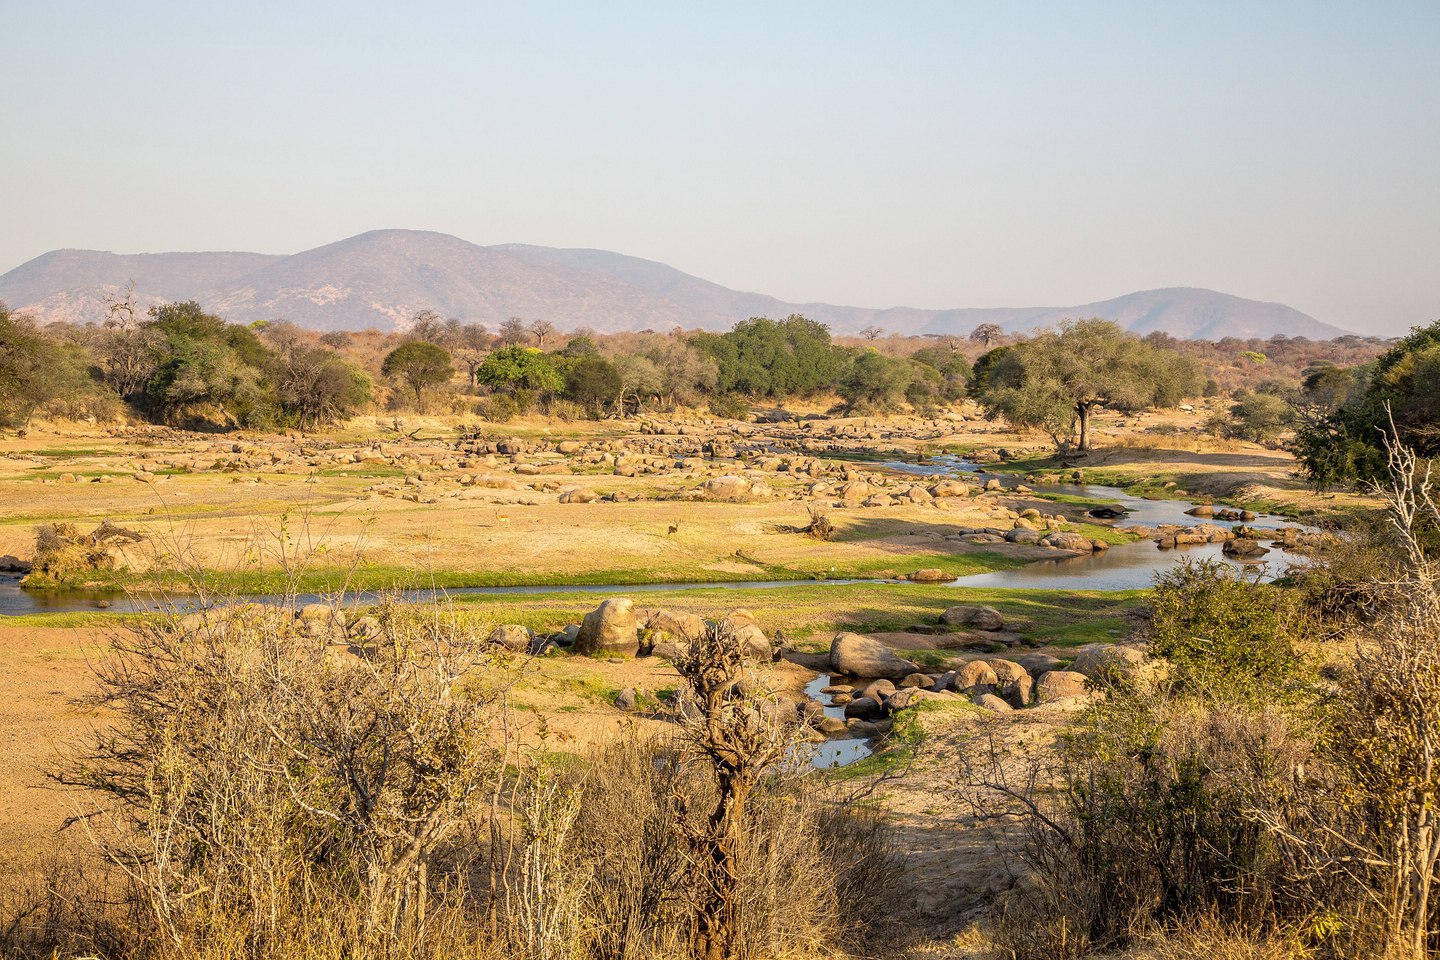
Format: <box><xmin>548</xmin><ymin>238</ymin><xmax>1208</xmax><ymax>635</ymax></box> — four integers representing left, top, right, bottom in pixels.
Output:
<box><xmin>4</xmin><ymin>295</ymin><xmax>1440</xmax><ymax>959</ymax></box>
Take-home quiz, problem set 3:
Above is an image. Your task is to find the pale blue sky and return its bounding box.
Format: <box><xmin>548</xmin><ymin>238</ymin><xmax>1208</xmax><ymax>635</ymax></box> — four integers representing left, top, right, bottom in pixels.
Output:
<box><xmin>3</xmin><ymin>1</ymin><xmax>1437</xmax><ymax>333</ymax></box>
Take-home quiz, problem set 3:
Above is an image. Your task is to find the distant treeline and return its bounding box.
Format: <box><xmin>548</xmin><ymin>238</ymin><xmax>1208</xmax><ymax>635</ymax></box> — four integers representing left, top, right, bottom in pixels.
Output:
<box><xmin>0</xmin><ymin>295</ymin><xmax>1397</xmax><ymax>443</ymax></box>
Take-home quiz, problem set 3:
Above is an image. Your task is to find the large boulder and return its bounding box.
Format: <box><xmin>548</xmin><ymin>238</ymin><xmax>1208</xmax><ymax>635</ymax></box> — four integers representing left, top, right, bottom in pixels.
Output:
<box><xmin>929</xmin><ymin>479</ymin><xmax>970</xmax><ymax>498</ymax></box>
<box><xmin>1036</xmin><ymin>670</ymin><xmax>1090</xmax><ymax>702</ymax></box>
<box><xmin>1070</xmin><ymin>643</ymin><xmax>1146</xmax><ymax>681</ymax></box>
<box><xmin>940</xmin><ymin>605</ymin><xmax>1005</xmax><ymax>631</ymax></box>
<box><xmin>647</xmin><ymin>609</ymin><xmax>708</xmax><ymax>644</ymax></box>
<box><xmin>558</xmin><ymin>487</ymin><xmax>599</xmax><ymax>504</ymax></box>
<box><xmin>953</xmin><ymin>660</ymin><xmax>999</xmax><ymax>693</ymax></box>
<box><xmin>829</xmin><ymin>632</ymin><xmax>921</xmax><ymax>681</ymax></box>
<box><xmin>703</xmin><ymin>475</ymin><xmax>752</xmax><ymax>499</ymax></box>
<box><xmin>575</xmin><ymin>598</ymin><xmax>640</xmax><ymax>656</ymax></box>
<box><xmin>718</xmin><ymin>610</ymin><xmax>772</xmax><ymax>660</ymax></box>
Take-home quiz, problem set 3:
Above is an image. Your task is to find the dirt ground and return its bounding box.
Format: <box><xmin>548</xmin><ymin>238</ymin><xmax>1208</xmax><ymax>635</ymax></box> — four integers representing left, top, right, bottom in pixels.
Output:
<box><xmin>0</xmin><ymin>407</ymin><xmax>1374</xmax><ymax>953</ymax></box>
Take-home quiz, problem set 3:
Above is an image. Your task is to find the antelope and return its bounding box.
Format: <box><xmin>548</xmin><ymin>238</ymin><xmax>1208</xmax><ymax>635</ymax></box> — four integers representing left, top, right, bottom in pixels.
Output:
<box><xmin>667</xmin><ymin>523</ymin><xmax>679</xmax><ymax>536</ymax></box>
<box><xmin>495</xmin><ymin>508</ymin><xmax>511</xmax><ymax>526</ymax></box>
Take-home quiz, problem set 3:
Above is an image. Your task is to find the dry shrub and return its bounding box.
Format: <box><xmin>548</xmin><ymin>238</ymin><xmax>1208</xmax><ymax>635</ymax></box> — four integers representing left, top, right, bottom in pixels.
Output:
<box><xmin>50</xmin><ymin>597</ymin><xmax>512</xmax><ymax>959</ymax></box>
<box><xmin>5</xmin><ymin>599</ymin><xmax>905</xmax><ymax>960</ymax></box>
<box><xmin>26</xmin><ymin>519</ymin><xmax>144</xmax><ymax>586</ymax></box>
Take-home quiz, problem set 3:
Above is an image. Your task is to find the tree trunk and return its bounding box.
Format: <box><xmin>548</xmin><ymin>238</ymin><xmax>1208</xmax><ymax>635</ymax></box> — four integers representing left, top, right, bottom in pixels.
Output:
<box><xmin>1076</xmin><ymin>402</ymin><xmax>1092</xmax><ymax>451</ymax></box>
<box><xmin>693</xmin><ymin>776</ymin><xmax>748</xmax><ymax>960</ymax></box>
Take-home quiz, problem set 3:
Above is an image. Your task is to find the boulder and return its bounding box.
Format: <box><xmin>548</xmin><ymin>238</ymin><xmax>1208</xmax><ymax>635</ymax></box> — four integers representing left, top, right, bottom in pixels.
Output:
<box><xmin>973</xmin><ymin>692</ymin><xmax>1014</xmax><ymax>713</ymax></box>
<box><xmin>829</xmin><ymin>632</ymin><xmax>921</xmax><ymax>680</ymax></box>
<box><xmin>859</xmin><ymin>679</ymin><xmax>898</xmax><ymax>702</ymax></box>
<box><xmin>843</xmin><ymin>696</ymin><xmax>886</xmax><ymax>720</ymax></box>
<box><xmin>1041</xmin><ymin>532</ymin><xmax>1096</xmax><ymax>551</ymax></box>
<box><xmin>909</xmin><ymin>568</ymin><xmax>955</xmax><ymax>583</ymax></box>
<box><xmin>899</xmin><ymin>672</ymin><xmax>935</xmax><ymax>689</ymax></box>
<box><xmin>558</xmin><ymin>487</ymin><xmax>599</xmax><ymax>504</ymax></box>
<box><xmin>940</xmin><ymin>605</ymin><xmax>1005</xmax><ymax>631</ymax></box>
<box><xmin>1018</xmin><ymin>653</ymin><xmax>1062</xmax><ymax>676</ymax></box>
<box><xmin>574</xmin><ymin>598</ymin><xmax>640</xmax><ymax>656</ymax></box>
<box><xmin>489</xmin><ymin>624</ymin><xmax>533</xmax><ymax>651</ymax></box>
<box><xmin>719</xmin><ymin>609</ymin><xmax>771</xmax><ymax>659</ymax></box>
<box><xmin>647</xmin><ymin>609</ymin><xmax>708</xmax><ymax>643</ymax></box>
<box><xmin>1036</xmin><ymin>670</ymin><xmax>1089</xmax><ymax>702</ymax></box>
<box><xmin>1070</xmin><ymin>644</ymin><xmax>1146</xmax><ymax>681</ymax></box>
<box><xmin>614</xmin><ymin>687</ymin><xmax>638</xmax><ymax>711</ymax></box>
<box><xmin>953</xmin><ymin>660</ymin><xmax>999</xmax><ymax>692</ymax></box>
<box><xmin>1223</xmin><ymin>538</ymin><xmax>1271</xmax><ymax>559</ymax></box>
<box><xmin>703</xmin><ymin>475</ymin><xmax>751</xmax><ymax>499</ymax></box>
<box><xmin>928</xmin><ymin>479</ymin><xmax>970</xmax><ymax>498</ymax></box>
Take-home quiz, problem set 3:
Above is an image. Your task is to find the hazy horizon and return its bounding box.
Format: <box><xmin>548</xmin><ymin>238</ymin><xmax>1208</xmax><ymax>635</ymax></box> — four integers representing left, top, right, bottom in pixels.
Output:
<box><xmin>3</xmin><ymin>1</ymin><xmax>1437</xmax><ymax>335</ymax></box>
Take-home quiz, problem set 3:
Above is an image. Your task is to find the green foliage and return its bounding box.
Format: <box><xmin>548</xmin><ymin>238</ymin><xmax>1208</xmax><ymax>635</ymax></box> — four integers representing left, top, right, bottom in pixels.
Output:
<box><xmin>1294</xmin><ymin>319</ymin><xmax>1440</xmax><ymax>487</ymax></box>
<box><xmin>692</xmin><ymin>314</ymin><xmax>842</xmax><ymax>400</ymax></box>
<box><xmin>561</xmin><ymin>354</ymin><xmax>621</xmax><ymax>414</ymax></box>
<box><xmin>475</xmin><ymin>394</ymin><xmax>519</xmax><ymax>422</ymax></box>
<box><xmin>0</xmin><ymin>305</ymin><xmax>100</xmax><ymax>427</ymax></box>
<box><xmin>382</xmin><ymin>340</ymin><xmax>454</xmax><ymax>407</ymax></box>
<box><xmin>977</xmin><ymin>319</ymin><xmax>1204</xmax><ymax>451</ymax></box>
<box><xmin>1147</xmin><ymin>558</ymin><xmax>1303</xmax><ymax>699</ymax></box>
<box><xmin>143</xmin><ymin>302</ymin><xmax>278</xmax><ymax>428</ymax></box>
<box><xmin>837</xmin><ymin>349</ymin><xmax>913</xmax><ymax>413</ymax></box>
<box><xmin>477</xmin><ymin>345</ymin><xmax>563</xmax><ymax>395</ymax></box>
<box><xmin>1226</xmin><ymin>390</ymin><xmax>1293</xmax><ymax>442</ymax></box>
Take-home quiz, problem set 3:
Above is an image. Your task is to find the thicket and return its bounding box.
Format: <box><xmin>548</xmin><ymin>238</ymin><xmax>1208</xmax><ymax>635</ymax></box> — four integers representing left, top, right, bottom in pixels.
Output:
<box><xmin>976</xmin><ymin>433</ymin><xmax>1440</xmax><ymax>959</ymax></box>
<box><xmin>2</xmin><ymin>603</ymin><xmax>903</xmax><ymax>960</ymax></box>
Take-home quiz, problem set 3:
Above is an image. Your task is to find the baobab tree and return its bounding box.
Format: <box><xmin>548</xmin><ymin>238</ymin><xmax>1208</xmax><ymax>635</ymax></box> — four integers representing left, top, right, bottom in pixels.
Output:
<box><xmin>528</xmin><ymin>319</ymin><xmax>557</xmax><ymax>349</ymax></box>
<box><xmin>969</xmin><ymin>323</ymin><xmax>1004</xmax><ymax>349</ymax></box>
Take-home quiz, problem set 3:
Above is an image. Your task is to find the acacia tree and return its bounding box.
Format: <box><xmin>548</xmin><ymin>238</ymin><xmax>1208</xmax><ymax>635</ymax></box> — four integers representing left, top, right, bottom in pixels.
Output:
<box><xmin>979</xmin><ymin>318</ymin><xmax>1202</xmax><ymax>451</ymax></box>
<box><xmin>382</xmin><ymin>341</ymin><xmax>453</xmax><ymax>408</ymax></box>
<box><xmin>970</xmin><ymin>323</ymin><xmax>1004</xmax><ymax>349</ymax></box>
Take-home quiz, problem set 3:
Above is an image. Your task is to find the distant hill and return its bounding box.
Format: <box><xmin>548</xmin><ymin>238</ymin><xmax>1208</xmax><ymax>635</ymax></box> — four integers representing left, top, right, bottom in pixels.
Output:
<box><xmin>0</xmin><ymin>229</ymin><xmax>1352</xmax><ymax>340</ymax></box>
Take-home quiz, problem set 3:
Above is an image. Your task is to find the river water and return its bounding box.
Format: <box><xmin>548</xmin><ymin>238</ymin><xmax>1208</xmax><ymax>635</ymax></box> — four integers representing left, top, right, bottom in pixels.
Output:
<box><xmin>0</xmin><ymin>458</ymin><xmax>1320</xmax><ymax>613</ymax></box>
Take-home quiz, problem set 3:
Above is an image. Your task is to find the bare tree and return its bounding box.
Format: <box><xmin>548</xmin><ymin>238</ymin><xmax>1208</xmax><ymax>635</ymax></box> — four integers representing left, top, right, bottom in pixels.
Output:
<box><xmin>451</xmin><ymin>323</ymin><xmax>492</xmax><ymax>389</ymax></box>
<box><xmin>673</xmin><ymin>623</ymin><xmax>795</xmax><ymax>960</ymax></box>
<box><xmin>499</xmin><ymin>317</ymin><xmax>528</xmax><ymax>347</ymax></box>
<box><xmin>528</xmin><ymin>319</ymin><xmax>557</xmax><ymax>350</ymax></box>
<box><xmin>102</xmin><ymin>280</ymin><xmax>141</xmax><ymax>331</ymax></box>
<box><xmin>859</xmin><ymin>325</ymin><xmax>884</xmax><ymax>341</ymax></box>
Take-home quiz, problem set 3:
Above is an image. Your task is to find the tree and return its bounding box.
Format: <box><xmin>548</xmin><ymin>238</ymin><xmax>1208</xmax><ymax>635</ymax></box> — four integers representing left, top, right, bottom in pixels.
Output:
<box><xmin>978</xmin><ymin>318</ymin><xmax>1203</xmax><ymax>451</ymax></box>
<box><xmin>142</xmin><ymin>301</ymin><xmax>276</xmax><ymax>428</ymax></box>
<box><xmin>528</xmin><ymin>319</ymin><xmax>557</xmax><ymax>349</ymax></box>
<box><xmin>264</xmin><ymin>323</ymin><xmax>371</xmax><ymax>429</ymax></box>
<box><xmin>450</xmin><ymin>323</ymin><xmax>492</xmax><ymax>390</ymax></box>
<box><xmin>1227</xmin><ymin>391</ymin><xmax>1292</xmax><ymax>443</ymax></box>
<box><xmin>674</xmin><ymin>622</ymin><xmax>794</xmax><ymax>960</ymax></box>
<box><xmin>692</xmin><ymin>315</ymin><xmax>842</xmax><ymax>400</ymax></box>
<box><xmin>838</xmin><ymin>349</ymin><xmax>913</xmax><ymax>413</ymax></box>
<box><xmin>970</xmin><ymin>323</ymin><xmax>1004</xmax><ymax>349</ymax></box>
<box><xmin>477</xmin><ymin>346</ymin><xmax>563</xmax><ymax>394</ymax></box>
<box><xmin>382</xmin><ymin>341</ymin><xmax>453</xmax><ymax>408</ymax></box>
<box><xmin>859</xmin><ymin>325</ymin><xmax>884</xmax><ymax>341</ymax></box>
<box><xmin>1293</xmin><ymin>319</ymin><xmax>1440</xmax><ymax>487</ymax></box>
<box><xmin>0</xmin><ymin>304</ymin><xmax>93</xmax><ymax>428</ymax></box>
<box><xmin>561</xmin><ymin>355</ymin><xmax>621</xmax><ymax>416</ymax></box>
<box><xmin>498</xmin><ymin>317</ymin><xmax>528</xmax><ymax>347</ymax></box>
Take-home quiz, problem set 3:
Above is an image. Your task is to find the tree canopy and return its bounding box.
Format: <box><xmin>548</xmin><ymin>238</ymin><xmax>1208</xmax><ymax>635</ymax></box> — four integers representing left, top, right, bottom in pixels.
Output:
<box><xmin>976</xmin><ymin>318</ymin><xmax>1203</xmax><ymax>451</ymax></box>
<box><xmin>382</xmin><ymin>341</ymin><xmax>454</xmax><ymax>407</ymax></box>
<box><xmin>1293</xmin><ymin>319</ymin><xmax>1440</xmax><ymax>487</ymax></box>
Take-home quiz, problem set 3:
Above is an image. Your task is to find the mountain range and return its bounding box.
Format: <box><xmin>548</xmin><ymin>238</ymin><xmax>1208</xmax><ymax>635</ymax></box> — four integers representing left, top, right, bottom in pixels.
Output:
<box><xmin>0</xmin><ymin>229</ymin><xmax>1352</xmax><ymax>340</ymax></box>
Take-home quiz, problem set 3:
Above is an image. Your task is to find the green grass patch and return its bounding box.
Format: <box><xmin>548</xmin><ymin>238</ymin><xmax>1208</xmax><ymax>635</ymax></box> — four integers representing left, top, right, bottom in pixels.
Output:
<box><xmin>826</xmin><ymin>699</ymin><xmax>981</xmax><ymax>780</ymax></box>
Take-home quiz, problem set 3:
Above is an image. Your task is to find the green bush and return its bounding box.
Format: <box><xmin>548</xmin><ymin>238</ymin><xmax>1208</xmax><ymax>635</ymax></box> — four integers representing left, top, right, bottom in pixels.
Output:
<box><xmin>474</xmin><ymin>394</ymin><xmax>518</xmax><ymax>423</ymax></box>
<box><xmin>1147</xmin><ymin>558</ymin><xmax>1304</xmax><ymax>700</ymax></box>
<box><xmin>708</xmin><ymin>394</ymin><xmax>749</xmax><ymax>420</ymax></box>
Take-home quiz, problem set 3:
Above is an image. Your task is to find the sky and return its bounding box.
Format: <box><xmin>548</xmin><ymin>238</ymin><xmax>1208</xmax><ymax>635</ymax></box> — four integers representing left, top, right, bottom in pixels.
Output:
<box><xmin>2</xmin><ymin>1</ymin><xmax>1437</xmax><ymax>334</ymax></box>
